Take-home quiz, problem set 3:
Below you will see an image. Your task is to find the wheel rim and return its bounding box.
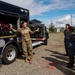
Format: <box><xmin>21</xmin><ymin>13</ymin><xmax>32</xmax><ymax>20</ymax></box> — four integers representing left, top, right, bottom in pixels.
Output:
<box><xmin>6</xmin><ymin>48</ymin><xmax>16</xmax><ymax>61</ymax></box>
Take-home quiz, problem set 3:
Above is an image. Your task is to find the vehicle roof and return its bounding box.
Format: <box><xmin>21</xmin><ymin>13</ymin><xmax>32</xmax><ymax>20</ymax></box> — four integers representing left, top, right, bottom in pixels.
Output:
<box><xmin>0</xmin><ymin>1</ymin><xmax>29</xmax><ymax>16</ymax></box>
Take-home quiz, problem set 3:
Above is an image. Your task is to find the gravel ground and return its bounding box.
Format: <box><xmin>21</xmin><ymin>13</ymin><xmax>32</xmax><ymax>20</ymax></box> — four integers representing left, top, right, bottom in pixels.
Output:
<box><xmin>0</xmin><ymin>33</ymin><xmax>75</xmax><ymax>75</ymax></box>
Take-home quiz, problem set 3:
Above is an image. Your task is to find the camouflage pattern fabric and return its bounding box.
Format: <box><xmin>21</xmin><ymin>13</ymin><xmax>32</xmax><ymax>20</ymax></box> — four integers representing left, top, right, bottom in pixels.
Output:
<box><xmin>11</xmin><ymin>27</ymin><xmax>35</xmax><ymax>56</ymax></box>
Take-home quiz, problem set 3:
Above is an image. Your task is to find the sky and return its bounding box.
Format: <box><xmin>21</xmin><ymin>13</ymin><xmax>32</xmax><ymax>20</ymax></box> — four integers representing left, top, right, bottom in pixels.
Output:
<box><xmin>1</xmin><ymin>0</ymin><xmax>75</xmax><ymax>28</ymax></box>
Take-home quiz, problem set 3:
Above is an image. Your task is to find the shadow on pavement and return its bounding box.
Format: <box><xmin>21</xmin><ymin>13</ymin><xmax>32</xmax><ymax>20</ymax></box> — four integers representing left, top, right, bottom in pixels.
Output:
<box><xmin>45</xmin><ymin>49</ymin><xmax>75</xmax><ymax>63</ymax></box>
<box><xmin>17</xmin><ymin>52</ymin><xmax>36</xmax><ymax>60</ymax></box>
<box><xmin>42</xmin><ymin>49</ymin><xmax>75</xmax><ymax>75</ymax></box>
<box><xmin>45</xmin><ymin>49</ymin><xmax>67</xmax><ymax>56</ymax></box>
<box><xmin>42</xmin><ymin>56</ymin><xmax>75</xmax><ymax>75</ymax></box>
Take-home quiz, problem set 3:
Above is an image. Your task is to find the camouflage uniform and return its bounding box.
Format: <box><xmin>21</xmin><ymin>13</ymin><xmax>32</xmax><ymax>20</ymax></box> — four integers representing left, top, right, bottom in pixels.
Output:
<box><xmin>11</xmin><ymin>27</ymin><xmax>35</xmax><ymax>62</ymax></box>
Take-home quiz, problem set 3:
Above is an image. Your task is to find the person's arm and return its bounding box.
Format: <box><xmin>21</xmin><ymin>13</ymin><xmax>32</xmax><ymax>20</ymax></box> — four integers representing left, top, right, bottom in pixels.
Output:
<box><xmin>10</xmin><ymin>24</ymin><xmax>21</xmax><ymax>33</ymax></box>
<box><xmin>11</xmin><ymin>28</ymin><xmax>17</xmax><ymax>32</ymax></box>
<box><xmin>28</xmin><ymin>27</ymin><xmax>39</xmax><ymax>34</ymax></box>
<box><xmin>64</xmin><ymin>30</ymin><xmax>66</xmax><ymax>36</ymax></box>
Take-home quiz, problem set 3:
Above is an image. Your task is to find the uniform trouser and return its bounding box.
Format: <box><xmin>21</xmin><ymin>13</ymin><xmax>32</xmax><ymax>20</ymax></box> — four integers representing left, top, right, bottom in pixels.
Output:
<box><xmin>22</xmin><ymin>40</ymin><xmax>33</xmax><ymax>56</ymax></box>
<box><xmin>64</xmin><ymin>41</ymin><xmax>68</xmax><ymax>55</ymax></box>
<box><xmin>68</xmin><ymin>48</ymin><xmax>75</xmax><ymax>65</ymax></box>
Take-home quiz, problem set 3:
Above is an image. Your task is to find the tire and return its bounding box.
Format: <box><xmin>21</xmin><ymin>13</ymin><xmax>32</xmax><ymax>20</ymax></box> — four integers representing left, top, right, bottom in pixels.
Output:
<box><xmin>2</xmin><ymin>45</ymin><xmax>18</xmax><ymax>64</ymax></box>
<box><xmin>43</xmin><ymin>39</ymin><xmax>48</xmax><ymax>45</ymax></box>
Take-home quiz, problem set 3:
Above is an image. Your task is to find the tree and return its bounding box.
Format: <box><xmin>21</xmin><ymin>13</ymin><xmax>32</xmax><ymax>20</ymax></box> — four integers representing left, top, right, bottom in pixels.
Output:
<box><xmin>49</xmin><ymin>22</ymin><xmax>55</xmax><ymax>32</ymax></box>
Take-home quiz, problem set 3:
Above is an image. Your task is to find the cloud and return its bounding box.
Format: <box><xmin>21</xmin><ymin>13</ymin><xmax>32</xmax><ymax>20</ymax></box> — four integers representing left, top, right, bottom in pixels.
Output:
<box><xmin>56</xmin><ymin>15</ymin><xmax>71</xmax><ymax>24</ymax></box>
<box><xmin>52</xmin><ymin>14</ymin><xmax>75</xmax><ymax>28</ymax></box>
<box><xmin>45</xmin><ymin>14</ymin><xmax>75</xmax><ymax>28</ymax></box>
<box><xmin>55</xmin><ymin>15</ymin><xmax>71</xmax><ymax>27</ymax></box>
<box><xmin>1</xmin><ymin>0</ymin><xmax>75</xmax><ymax>28</ymax></box>
<box><xmin>1</xmin><ymin>0</ymin><xmax>75</xmax><ymax>16</ymax></box>
<box><xmin>1</xmin><ymin>0</ymin><xmax>51</xmax><ymax>16</ymax></box>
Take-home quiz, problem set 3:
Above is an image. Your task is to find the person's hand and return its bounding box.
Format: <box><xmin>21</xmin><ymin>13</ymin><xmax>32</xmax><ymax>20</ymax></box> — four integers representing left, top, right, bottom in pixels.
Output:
<box><xmin>9</xmin><ymin>24</ymin><xmax>13</xmax><ymax>29</ymax></box>
<box><xmin>36</xmin><ymin>28</ymin><xmax>39</xmax><ymax>32</ymax></box>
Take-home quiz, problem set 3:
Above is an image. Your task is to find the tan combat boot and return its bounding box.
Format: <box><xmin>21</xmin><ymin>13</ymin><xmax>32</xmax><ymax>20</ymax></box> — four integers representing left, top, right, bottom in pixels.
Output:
<box><xmin>24</xmin><ymin>53</ymin><xmax>28</xmax><ymax>62</ymax></box>
<box><xmin>29</xmin><ymin>55</ymin><xmax>33</xmax><ymax>64</ymax></box>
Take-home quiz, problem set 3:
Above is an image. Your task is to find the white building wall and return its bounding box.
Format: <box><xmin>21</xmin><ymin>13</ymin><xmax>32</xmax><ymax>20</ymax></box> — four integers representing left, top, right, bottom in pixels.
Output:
<box><xmin>57</xmin><ymin>28</ymin><xmax>60</xmax><ymax>32</ymax></box>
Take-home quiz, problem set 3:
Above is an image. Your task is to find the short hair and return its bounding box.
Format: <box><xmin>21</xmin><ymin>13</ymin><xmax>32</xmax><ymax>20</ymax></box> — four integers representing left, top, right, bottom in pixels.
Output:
<box><xmin>66</xmin><ymin>24</ymin><xmax>70</xmax><ymax>27</ymax></box>
<box><xmin>21</xmin><ymin>21</ymin><xmax>27</xmax><ymax>25</ymax></box>
<box><xmin>68</xmin><ymin>26</ymin><xmax>74</xmax><ymax>32</ymax></box>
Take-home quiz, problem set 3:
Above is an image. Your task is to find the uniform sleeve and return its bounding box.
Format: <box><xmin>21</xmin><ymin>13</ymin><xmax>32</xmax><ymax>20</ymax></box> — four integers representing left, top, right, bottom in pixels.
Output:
<box><xmin>11</xmin><ymin>28</ymin><xmax>21</xmax><ymax>33</ymax></box>
<box><xmin>71</xmin><ymin>34</ymin><xmax>75</xmax><ymax>42</ymax></box>
<box><xmin>64</xmin><ymin>30</ymin><xmax>66</xmax><ymax>36</ymax></box>
<box><xmin>28</xmin><ymin>27</ymin><xmax>36</xmax><ymax>34</ymax></box>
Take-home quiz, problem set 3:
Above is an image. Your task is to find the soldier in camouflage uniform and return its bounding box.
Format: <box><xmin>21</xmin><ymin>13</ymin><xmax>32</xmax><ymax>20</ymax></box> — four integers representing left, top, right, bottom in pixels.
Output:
<box><xmin>10</xmin><ymin>22</ymin><xmax>39</xmax><ymax>64</ymax></box>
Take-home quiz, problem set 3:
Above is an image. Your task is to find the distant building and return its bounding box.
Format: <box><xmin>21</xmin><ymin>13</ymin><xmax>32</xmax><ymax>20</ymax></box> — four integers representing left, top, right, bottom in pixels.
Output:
<box><xmin>56</xmin><ymin>28</ymin><xmax>60</xmax><ymax>32</ymax></box>
<box><xmin>55</xmin><ymin>27</ymin><xmax>64</xmax><ymax>33</ymax></box>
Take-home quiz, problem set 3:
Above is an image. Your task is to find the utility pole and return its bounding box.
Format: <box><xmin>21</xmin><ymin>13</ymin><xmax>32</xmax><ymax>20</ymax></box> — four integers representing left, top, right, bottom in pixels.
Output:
<box><xmin>71</xmin><ymin>15</ymin><xmax>72</xmax><ymax>26</ymax></box>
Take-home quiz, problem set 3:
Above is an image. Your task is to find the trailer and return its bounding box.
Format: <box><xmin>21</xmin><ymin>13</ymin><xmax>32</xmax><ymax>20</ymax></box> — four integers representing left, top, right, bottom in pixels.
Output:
<box><xmin>0</xmin><ymin>1</ymin><xmax>49</xmax><ymax>64</ymax></box>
